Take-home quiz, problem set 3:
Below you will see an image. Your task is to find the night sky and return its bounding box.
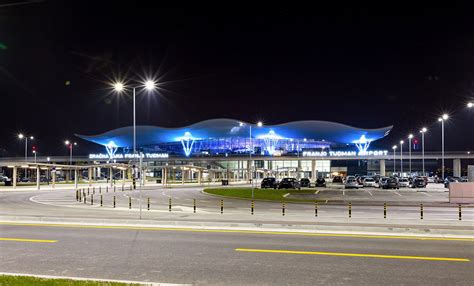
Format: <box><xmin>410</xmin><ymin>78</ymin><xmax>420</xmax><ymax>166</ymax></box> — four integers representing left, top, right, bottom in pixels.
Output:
<box><xmin>1</xmin><ymin>2</ymin><xmax>473</xmax><ymax>156</ymax></box>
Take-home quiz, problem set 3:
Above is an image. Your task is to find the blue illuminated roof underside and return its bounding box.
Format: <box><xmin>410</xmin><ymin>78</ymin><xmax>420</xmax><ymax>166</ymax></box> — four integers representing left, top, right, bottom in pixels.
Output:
<box><xmin>76</xmin><ymin>118</ymin><xmax>392</xmax><ymax>148</ymax></box>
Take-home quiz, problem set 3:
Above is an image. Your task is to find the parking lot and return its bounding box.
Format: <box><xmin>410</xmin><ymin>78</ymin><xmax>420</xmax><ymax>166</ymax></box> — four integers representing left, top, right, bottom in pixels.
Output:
<box><xmin>289</xmin><ymin>184</ymin><xmax>449</xmax><ymax>204</ymax></box>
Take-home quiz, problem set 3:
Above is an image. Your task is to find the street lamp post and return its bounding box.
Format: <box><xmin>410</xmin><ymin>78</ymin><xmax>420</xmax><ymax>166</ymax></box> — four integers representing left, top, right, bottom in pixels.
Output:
<box><xmin>392</xmin><ymin>145</ymin><xmax>397</xmax><ymax>174</ymax></box>
<box><xmin>438</xmin><ymin>114</ymin><xmax>448</xmax><ymax>180</ymax></box>
<box><xmin>65</xmin><ymin>140</ymin><xmax>77</xmax><ymax>181</ymax></box>
<box><xmin>113</xmin><ymin>80</ymin><xmax>156</xmax><ymax>220</ymax></box>
<box><xmin>18</xmin><ymin>134</ymin><xmax>33</xmax><ymax>179</ymax></box>
<box><xmin>400</xmin><ymin>140</ymin><xmax>404</xmax><ymax>175</ymax></box>
<box><xmin>408</xmin><ymin>134</ymin><xmax>413</xmax><ymax>175</ymax></box>
<box><xmin>242</xmin><ymin>121</ymin><xmax>262</xmax><ymax>199</ymax></box>
<box><xmin>420</xmin><ymin>128</ymin><xmax>427</xmax><ymax>176</ymax></box>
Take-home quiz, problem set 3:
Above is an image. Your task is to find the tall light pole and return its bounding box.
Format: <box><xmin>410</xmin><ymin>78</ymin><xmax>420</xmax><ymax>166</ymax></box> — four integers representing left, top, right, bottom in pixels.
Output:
<box><xmin>399</xmin><ymin>140</ymin><xmax>404</xmax><ymax>175</ymax></box>
<box><xmin>241</xmin><ymin>121</ymin><xmax>262</xmax><ymax>199</ymax></box>
<box><xmin>18</xmin><ymin>134</ymin><xmax>34</xmax><ymax>162</ymax></box>
<box><xmin>408</xmin><ymin>134</ymin><xmax>413</xmax><ymax>175</ymax></box>
<box><xmin>65</xmin><ymin>140</ymin><xmax>77</xmax><ymax>181</ymax></box>
<box><xmin>392</xmin><ymin>145</ymin><xmax>397</xmax><ymax>174</ymax></box>
<box><xmin>420</xmin><ymin>127</ymin><xmax>427</xmax><ymax>176</ymax></box>
<box><xmin>438</xmin><ymin>114</ymin><xmax>448</xmax><ymax>180</ymax></box>
<box><xmin>113</xmin><ymin>80</ymin><xmax>156</xmax><ymax>220</ymax></box>
<box><xmin>33</xmin><ymin>150</ymin><xmax>37</xmax><ymax>164</ymax></box>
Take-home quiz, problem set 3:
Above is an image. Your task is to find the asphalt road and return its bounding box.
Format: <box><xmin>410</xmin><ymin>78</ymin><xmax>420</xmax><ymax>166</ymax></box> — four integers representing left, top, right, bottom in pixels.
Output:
<box><xmin>1</xmin><ymin>223</ymin><xmax>473</xmax><ymax>285</ymax></box>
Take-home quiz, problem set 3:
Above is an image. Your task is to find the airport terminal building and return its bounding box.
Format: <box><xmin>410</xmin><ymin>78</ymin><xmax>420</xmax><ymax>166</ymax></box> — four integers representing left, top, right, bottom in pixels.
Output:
<box><xmin>76</xmin><ymin>118</ymin><xmax>399</xmax><ymax>180</ymax></box>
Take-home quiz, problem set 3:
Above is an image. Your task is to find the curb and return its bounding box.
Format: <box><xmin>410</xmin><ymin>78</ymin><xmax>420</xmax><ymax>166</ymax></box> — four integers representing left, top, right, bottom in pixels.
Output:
<box><xmin>1</xmin><ymin>216</ymin><xmax>473</xmax><ymax>239</ymax></box>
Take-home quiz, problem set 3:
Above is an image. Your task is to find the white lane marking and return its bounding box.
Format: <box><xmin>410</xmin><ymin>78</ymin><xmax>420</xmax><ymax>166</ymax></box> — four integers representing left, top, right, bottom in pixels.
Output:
<box><xmin>314</xmin><ymin>191</ymin><xmax>320</xmax><ymax>195</ymax></box>
<box><xmin>394</xmin><ymin>191</ymin><xmax>402</xmax><ymax>197</ymax></box>
<box><xmin>283</xmin><ymin>193</ymin><xmax>290</xmax><ymax>198</ymax></box>
<box><xmin>366</xmin><ymin>190</ymin><xmax>373</xmax><ymax>197</ymax></box>
<box><xmin>342</xmin><ymin>190</ymin><xmax>345</xmax><ymax>196</ymax></box>
<box><xmin>420</xmin><ymin>192</ymin><xmax>432</xmax><ymax>196</ymax></box>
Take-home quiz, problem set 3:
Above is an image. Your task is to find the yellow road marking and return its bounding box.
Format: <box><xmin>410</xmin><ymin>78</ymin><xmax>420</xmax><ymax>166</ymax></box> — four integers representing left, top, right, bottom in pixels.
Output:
<box><xmin>0</xmin><ymin>237</ymin><xmax>57</xmax><ymax>243</ymax></box>
<box><xmin>0</xmin><ymin>221</ymin><xmax>473</xmax><ymax>242</ymax></box>
<box><xmin>235</xmin><ymin>248</ymin><xmax>470</xmax><ymax>262</ymax></box>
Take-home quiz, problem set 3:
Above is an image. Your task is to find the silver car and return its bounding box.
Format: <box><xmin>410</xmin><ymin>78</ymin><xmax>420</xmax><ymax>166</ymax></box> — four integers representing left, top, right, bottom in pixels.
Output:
<box><xmin>398</xmin><ymin>177</ymin><xmax>410</xmax><ymax>188</ymax></box>
<box><xmin>344</xmin><ymin>178</ymin><xmax>359</xmax><ymax>189</ymax></box>
<box><xmin>362</xmin><ymin>177</ymin><xmax>377</xmax><ymax>188</ymax></box>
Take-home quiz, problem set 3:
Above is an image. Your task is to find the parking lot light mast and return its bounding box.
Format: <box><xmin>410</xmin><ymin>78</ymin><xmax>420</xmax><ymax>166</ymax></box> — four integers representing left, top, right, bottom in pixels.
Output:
<box><xmin>18</xmin><ymin>134</ymin><xmax>34</xmax><ymax>162</ymax></box>
<box><xmin>438</xmin><ymin>114</ymin><xmax>448</xmax><ymax>180</ymax></box>
<box><xmin>399</xmin><ymin>140</ymin><xmax>404</xmax><ymax>175</ymax></box>
<box><xmin>245</xmin><ymin>121</ymin><xmax>263</xmax><ymax>199</ymax></box>
<box><xmin>420</xmin><ymin>128</ymin><xmax>427</xmax><ymax>176</ymax></box>
<box><xmin>113</xmin><ymin>79</ymin><xmax>156</xmax><ymax>220</ymax></box>
<box><xmin>392</xmin><ymin>145</ymin><xmax>397</xmax><ymax>174</ymax></box>
<box><xmin>65</xmin><ymin>140</ymin><xmax>77</xmax><ymax>181</ymax></box>
<box><xmin>408</xmin><ymin>134</ymin><xmax>413</xmax><ymax>175</ymax></box>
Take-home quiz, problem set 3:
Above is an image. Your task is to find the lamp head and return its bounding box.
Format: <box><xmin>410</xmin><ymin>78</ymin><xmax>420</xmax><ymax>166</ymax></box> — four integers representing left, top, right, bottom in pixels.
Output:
<box><xmin>257</xmin><ymin>121</ymin><xmax>263</xmax><ymax>127</ymax></box>
<box><xmin>113</xmin><ymin>82</ymin><xmax>124</xmax><ymax>92</ymax></box>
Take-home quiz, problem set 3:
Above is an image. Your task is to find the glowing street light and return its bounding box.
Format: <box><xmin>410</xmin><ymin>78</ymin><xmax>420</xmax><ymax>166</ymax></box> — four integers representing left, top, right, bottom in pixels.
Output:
<box><xmin>392</xmin><ymin>145</ymin><xmax>397</xmax><ymax>174</ymax></box>
<box><xmin>400</xmin><ymin>140</ymin><xmax>404</xmax><ymax>175</ymax></box>
<box><xmin>438</xmin><ymin>114</ymin><xmax>448</xmax><ymax>180</ymax></box>
<box><xmin>65</xmin><ymin>140</ymin><xmax>77</xmax><ymax>181</ymax></box>
<box><xmin>408</xmin><ymin>134</ymin><xmax>413</xmax><ymax>175</ymax></box>
<box><xmin>468</xmin><ymin>102</ymin><xmax>473</xmax><ymax>108</ymax></box>
<box><xmin>420</xmin><ymin>127</ymin><xmax>427</xmax><ymax>176</ymax></box>
<box><xmin>18</xmin><ymin>133</ymin><xmax>34</xmax><ymax>162</ymax></box>
<box><xmin>112</xmin><ymin>79</ymin><xmax>157</xmax><ymax>220</ymax></box>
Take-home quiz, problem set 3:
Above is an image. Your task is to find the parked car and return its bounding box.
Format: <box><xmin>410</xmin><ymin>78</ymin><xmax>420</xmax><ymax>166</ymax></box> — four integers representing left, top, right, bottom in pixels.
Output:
<box><xmin>344</xmin><ymin>178</ymin><xmax>359</xmax><ymax>189</ymax></box>
<box><xmin>381</xmin><ymin>177</ymin><xmax>399</xmax><ymax>189</ymax></box>
<box><xmin>411</xmin><ymin>177</ymin><xmax>426</xmax><ymax>188</ymax></box>
<box><xmin>315</xmin><ymin>177</ymin><xmax>326</xmax><ymax>187</ymax></box>
<box><xmin>362</xmin><ymin>177</ymin><xmax>377</xmax><ymax>188</ymax></box>
<box><xmin>278</xmin><ymin>178</ymin><xmax>301</xmax><ymax>190</ymax></box>
<box><xmin>398</xmin><ymin>177</ymin><xmax>410</xmax><ymax>188</ymax></box>
<box><xmin>332</xmin><ymin>176</ymin><xmax>343</xmax><ymax>183</ymax></box>
<box><xmin>444</xmin><ymin>176</ymin><xmax>461</xmax><ymax>188</ymax></box>
<box><xmin>0</xmin><ymin>175</ymin><xmax>8</xmax><ymax>182</ymax></box>
<box><xmin>300</xmin><ymin>178</ymin><xmax>311</xmax><ymax>188</ymax></box>
<box><xmin>378</xmin><ymin>177</ymin><xmax>388</xmax><ymax>188</ymax></box>
<box><xmin>427</xmin><ymin>177</ymin><xmax>436</xmax><ymax>183</ymax></box>
<box><xmin>261</xmin><ymin>177</ymin><xmax>277</xmax><ymax>189</ymax></box>
<box><xmin>356</xmin><ymin>176</ymin><xmax>366</xmax><ymax>186</ymax></box>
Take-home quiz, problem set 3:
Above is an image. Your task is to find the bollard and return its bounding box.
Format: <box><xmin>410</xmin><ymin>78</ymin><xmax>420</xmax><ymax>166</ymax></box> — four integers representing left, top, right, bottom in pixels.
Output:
<box><xmin>87</xmin><ymin>188</ymin><xmax>89</xmax><ymax>195</ymax></box>
<box><xmin>78</xmin><ymin>190</ymin><xmax>81</xmax><ymax>202</ymax></box>
<box><xmin>99</xmin><ymin>186</ymin><xmax>102</xmax><ymax>194</ymax></box>
<box><xmin>106</xmin><ymin>186</ymin><xmax>108</xmax><ymax>193</ymax></box>
<box><xmin>251</xmin><ymin>200</ymin><xmax>254</xmax><ymax>215</ymax></box>
<box><xmin>169</xmin><ymin>198</ymin><xmax>172</xmax><ymax>212</ymax></box>
<box><xmin>220</xmin><ymin>200</ymin><xmax>224</xmax><ymax>214</ymax></box>
<box><xmin>282</xmin><ymin>201</ymin><xmax>285</xmax><ymax>216</ymax></box>
<box><xmin>93</xmin><ymin>187</ymin><xmax>95</xmax><ymax>194</ymax></box>
<box><xmin>315</xmin><ymin>202</ymin><xmax>318</xmax><ymax>217</ymax></box>
<box><xmin>76</xmin><ymin>190</ymin><xmax>78</xmax><ymax>201</ymax></box>
<box><xmin>130</xmin><ymin>185</ymin><xmax>132</xmax><ymax>191</ymax></box>
<box><xmin>122</xmin><ymin>185</ymin><xmax>124</xmax><ymax>192</ymax></box>
<box><xmin>193</xmin><ymin>199</ymin><xmax>196</xmax><ymax>213</ymax></box>
<box><xmin>458</xmin><ymin>204</ymin><xmax>462</xmax><ymax>221</ymax></box>
<box><xmin>348</xmin><ymin>202</ymin><xmax>352</xmax><ymax>218</ymax></box>
<box><xmin>84</xmin><ymin>195</ymin><xmax>86</xmax><ymax>204</ymax></box>
<box><xmin>147</xmin><ymin>197</ymin><xmax>150</xmax><ymax>211</ymax></box>
<box><xmin>384</xmin><ymin>203</ymin><xmax>387</xmax><ymax>219</ymax></box>
<box><xmin>113</xmin><ymin>196</ymin><xmax>116</xmax><ymax>208</ymax></box>
<box><xmin>420</xmin><ymin>204</ymin><xmax>423</xmax><ymax>220</ymax></box>
<box><xmin>129</xmin><ymin>196</ymin><xmax>132</xmax><ymax>209</ymax></box>
<box><xmin>100</xmin><ymin>195</ymin><xmax>103</xmax><ymax>207</ymax></box>
<box><xmin>91</xmin><ymin>194</ymin><xmax>94</xmax><ymax>205</ymax></box>
<box><xmin>93</xmin><ymin>188</ymin><xmax>95</xmax><ymax>195</ymax></box>
<box><xmin>114</xmin><ymin>186</ymin><xmax>116</xmax><ymax>193</ymax></box>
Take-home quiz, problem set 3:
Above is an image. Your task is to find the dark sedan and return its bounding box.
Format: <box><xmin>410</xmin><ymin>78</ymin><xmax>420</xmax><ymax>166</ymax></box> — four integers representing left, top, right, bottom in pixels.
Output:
<box><xmin>261</xmin><ymin>177</ymin><xmax>277</xmax><ymax>189</ymax></box>
<box><xmin>278</xmin><ymin>178</ymin><xmax>301</xmax><ymax>190</ymax></box>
